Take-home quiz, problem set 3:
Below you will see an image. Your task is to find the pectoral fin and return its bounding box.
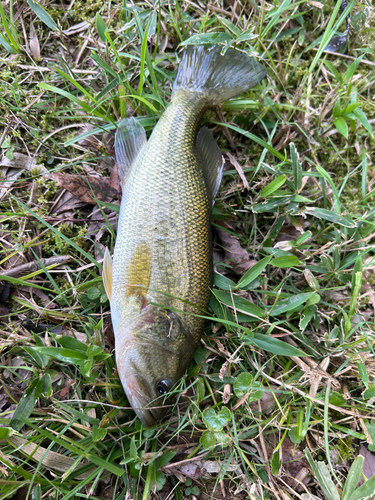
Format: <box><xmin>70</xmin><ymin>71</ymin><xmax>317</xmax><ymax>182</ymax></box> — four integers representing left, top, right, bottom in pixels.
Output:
<box><xmin>103</xmin><ymin>247</ymin><xmax>113</xmax><ymax>302</ymax></box>
<box><xmin>115</xmin><ymin>117</ymin><xmax>147</xmax><ymax>185</ymax></box>
<box><xmin>126</xmin><ymin>243</ymin><xmax>151</xmax><ymax>307</ymax></box>
<box><xmin>196</xmin><ymin>127</ymin><xmax>224</xmax><ymax>206</ymax></box>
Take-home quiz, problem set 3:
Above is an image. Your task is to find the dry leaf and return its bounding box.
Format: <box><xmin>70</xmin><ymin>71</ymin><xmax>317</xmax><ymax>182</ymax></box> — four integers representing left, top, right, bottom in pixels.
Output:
<box><xmin>29</xmin><ymin>21</ymin><xmax>40</xmax><ymax>58</ymax></box>
<box><xmin>7</xmin><ymin>436</ymin><xmax>90</xmax><ymax>479</ymax></box>
<box><xmin>226</xmin><ymin>152</ymin><xmax>249</xmax><ymax>190</ymax></box>
<box><xmin>0</xmin><ymin>153</ymin><xmax>36</xmax><ymax>200</ymax></box>
<box><xmin>178</xmin><ymin>460</ymin><xmax>207</xmax><ymax>479</ymax></box>
<box><xmin>53</xmin><ymin>173</ymin><xmax>119</xmax><ymax>204</ymax></box>
<box><xmin>360</xmin><ymin>444</ymin><xmax>375</xmax><ymax>484</ymax></box>
<box><xmin>215</xmin><ymin>225</ymin><xmax>257</xmax><ymax>275</ymax></box>
<box><xmin>249</xmin><ymin>386</ymin><xmax>278</xmax><ymax>412</ymax></box>
<box><xmin>51</xmin><ymin>190</ymin><xmax>86</xmax><ymax>217</ymax></box>
<box><xmin>109</xmin><ymin>163</ymin><xmax>121</xmax><ymax>194</ymax></box>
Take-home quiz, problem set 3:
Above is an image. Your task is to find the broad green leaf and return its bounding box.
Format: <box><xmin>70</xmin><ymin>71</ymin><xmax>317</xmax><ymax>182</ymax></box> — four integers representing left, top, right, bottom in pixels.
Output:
<box><xmin>342</xmin><ymin>102</ymin><xmax>361</xmax><ymax>114</ymax></box>
<box><xmin>0</xmin><ymin>427</ymin><xmax>15</xmax><ymax>439</ymax></box>
<box><xmin>252</xmin><ymin>196</ymin><xmax>293</xmax><ymax>213</ymax></box>
<box><xmin>130</xmin><ymin>436</ymin><xmax>137</xmax><ymax>460</ymax></box>
<box><xmin>212</xmin><ymin>289</ymin><xmax>264</xmax><ymax>319</ymax></box>
<box><xmin>343</xmin><ymin>56</ymin><xmax>363</xmax><ymax>83</ymax></box>
<box><xmin>306</xmin><ymin>450</ymin><xmax>340</xmax><ymax>500</ymax></box>
<box><xmin>250</xmin><ymin>333</ymin><xmax>307</xmax><ymax>357</ymax></box>
<box><xmin>214</xmin><ymin>272</ymin><xmax>236</xmax><ymax>291</ymax></box>
<box><xmin>96</xmin><ymin>13</ymin><xmax>107</xmax><ymax>41</ymax></box>
<box><xmin>350</xmin><ymin>471</ymin><xmax>375</xmax><ymax>500</ymax></box>
<box><xmin>290</xmin><ymin>143</ymin><xmax>302</xmax><ymax>192</ymax></box>
<box><xmin>236</xmin><ymin>256</ymin><xmax>272</xmax><ymax>289</ymax></box>
<box><xmin>299</xmin><ymin>306</ymin><xmax>317</xmax><ymax>332</ymax></box>
<box><xmin>315</xmin><ymin>462</ymin><xmax>340</xmax><ymax>500</ymax></box>
<box><xmin>357</xmin><ymin>361</ymin><xmax>369</xmax><ymax>388</ymax></box>
<box><xmin>332</xmin><ymin>97</ymin><xmax>341</xmax><ymax>118</ymax></box>
<box><xmin>304</xmin><ymin>269</ymin><xmax>320</xmax><ymax>291</ymax></box>
<box><xmin>10</xmin><ymin>379</ymin><xmax>44</xmax><ymax>431</ymax></box>
<box><xmin>272</xmin><ymin>255</ymin><xmax>301</xmax><ymax>268</ymax></box>
<box><xmin>354</xmin><ymin>108</ymin><xmax>373</xmax><ymax>135</ymax></box>
<box><xmin>304</xmin><ymin>207</ymin><xmax>356</xmax><ymax>228</ymax></box>
<box><xmin>154</xmin><ymin>451</ymin><xmax>176</xmax><ymax>470</ymax></box>
<box><xmin>38</xmin><ymin>83</ymin><xmax>93</xmax><ymax>112</ymax></box>
<box><xmin>87</xmin><ymin>287</ymin><xmax>101</xmax><ymax>300</ymax></box>
<box><xmin>218</xmin><ymin>17</ymin><xmax>242</xmax><ymax>36</ymax></box>
<box><xmin>91</xmin><ymin>52</ymin><xmax>118</xmax><ymax>78</ymax></box>
<box><xmin>363</xmin><ymin>386</ymin><xmax>375</xmax><ymax>400</ymax></box>
<box><xmin>275</xmin><ymin>26</ymin><xmax>301</xmax><ymax>42</ymax></box>
<box><xmin>213</xmin><ymin>122</ymin><xmax>289</xmax><ymax>163</ymax></box>
<box><xmin>352</xmin><ymin>257</ymin><xmax>363</xmax><ymax>288</ymax></box>
<box><xmin>22</xmin><ymin>346</ymin><xmax>49</xmax><ymax>369</ymax></box>
<box><xmin>27</xmin><ymin>0</ymin><xmax>58</xmax><ymax>31</ymax></box>
<box><xmin>202</xmin><ymin>407</ymin><xmax>231</xmax><ymax>431</ymax></box>
<box><xmin>32</xmin><ymin>347</ymin><xmax>87</xmax><ymax>363</ymax></box>
<box><xmin>329</xmin><ymin>391</ymin><xmax>345</xmax><ymax>406</ymax></box>
<box><xmin>55</xmin><ymin>335</ymin><xmax>87</xmax><ymax>352</ymax></box>
<box><xmin>334</xmin><ymin>116</ymin><xmax>348</xmax><ymax>138</ymax></box>
<box><xmin>0</xmin><ymin>32</ymin><xmax>18</xmax><ymax>53</ymax></box>
<box><xmin>154</xmin><ymin>471</ymin><xmax>166</xmax><ymax>491</ymax></box>
<box><xmin>200</xmin><ymin>430</ymin><xmax>216</xmax><ymax>449</ymax></box>
<box><xmin>92</xmin><ymin>425</ymin><xmax>107</xmax><ymax>442</ymax></box>
<box><xmin>271</xmin><ymin>450</ymin><xmax>281</xmax><ymax>475</ymax></box>
<box><xmin>323</xmin><ymin>60</ymin><xmax>343</xmax><ymax>83</ymax></box>
<box><xmin>233</xmin><ymin>372</ymin><xmax>253</xmax><ymax>398</ymax></box>
<box><xmin>179</xmin><ymin>32</ymin><xmax>233</xmax><ymax>46</ymax></box>
<box><xmin>99</xmin><ymin>201</ymin><xmax>120</xmax><ymax>212</ymax></box>
<box><xmin>342</xmin><ymin>455</ymin><xmax>364</xmax><ymax>500</ymax></box>
<box><xmin>214</xmin><ymin>431</ymin><xmax>231</xmax><ymax>445</ymax></box>
<box><xmin>295</xmin><ymin>231</ymin><xmax>313</xmax><ymax>246</ymax></box>
<box><xmin>271</xmin><ymin>292</ymin><xmax>315</xmax><ymax>316</ymax></box>
<box><xmin>260</xmin><ymin>175</ymin><xmax>286</xmax><ymax>198</ymax></box>
<box><xmin>233</xmin><ymin>373</ymin><xmax>264</xmax><ymax>401</ymax></box>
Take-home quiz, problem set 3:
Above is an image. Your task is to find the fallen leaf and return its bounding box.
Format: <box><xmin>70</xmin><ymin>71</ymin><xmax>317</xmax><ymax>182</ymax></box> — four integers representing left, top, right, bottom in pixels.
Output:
<box><xmin>309</xmin><ymin>0</ymin><xmax>324</xmax><ymax>8</ymax></box>
<box><xmin>215</xmin><ymin>225</ymin><xmax>257</xmax><ymax>275</ymax></box>
<box><xmin>53</xmin><ymin>173</ymin><xmax>119</xmax><ymax>205</ymax></box>
<box><xmin>7</xmin><ymin>436</ymin><xmax>90</xmax><ymax>479</ymax></box>
<box><xmin>249</xmin><ymin>385</ymin><xmax>279</xmax><ymax>412</ymax></box>
<box><xmin>360</xmin><ymin>443</ymin><xmax>375</xmax><ymax>484</ymax></box>
<box><xmin>109</xmin><ymin>163</ymin><xmax>121</xmax><ymax>194</ymax></box>
<box><xmin>226</xmin><ymin>152</ymin><xmax>249</xmax><ymax>190</ymax></box>
<box><xmin>29</xmin><ymin>21</ymin><xmax>40</xmax><ymax>58</ymax></box>
<box><xmin>0</xmin><ymin>153</ymin><xmax>36</xmax><ymax>200</ymax></box>
<box><xmin>51</xmin><ymin>190</ymin><xmax>86</xmax><ymax>217</ymax></box>
<box><xmin>178</xmin><ymin>460</ymin><xmax>207</xmax><ymax>479</ymax></box>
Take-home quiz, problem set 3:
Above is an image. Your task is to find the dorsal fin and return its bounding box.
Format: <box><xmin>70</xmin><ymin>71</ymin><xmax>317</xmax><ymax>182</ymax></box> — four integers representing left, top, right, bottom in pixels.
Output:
<box><xmin>115</xmin><ymin>117</ymin><xmax>147</xmax><ymax>186</ymax></box>
<box><xmin>103</xmin><ymin>247</ymin><xmax>113</xmax><ymax>302</ymax></box>
<box><xmin>196</xmin><ymin>127</ymin><xmax>224</xmax><ymax>206</ymax></box>
<box><xmin>126</xmin><ymin>243</ymin><xmax>151</xmax><ymax>307</ymax></box>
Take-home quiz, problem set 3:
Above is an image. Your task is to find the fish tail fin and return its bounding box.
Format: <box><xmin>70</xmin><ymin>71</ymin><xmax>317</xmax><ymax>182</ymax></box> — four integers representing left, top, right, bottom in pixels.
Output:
<box><xmin>173</xmin><ymin>45</ymin><xmax>266</xmax><ymax>104</ymax></box>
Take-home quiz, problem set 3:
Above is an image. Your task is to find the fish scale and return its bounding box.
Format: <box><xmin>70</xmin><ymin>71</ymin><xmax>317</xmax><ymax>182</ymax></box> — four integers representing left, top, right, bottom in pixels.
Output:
<box><xmin>103</xmin><ymin>44</ymin><xmax>267</xmax><ymax>426</ymax></box>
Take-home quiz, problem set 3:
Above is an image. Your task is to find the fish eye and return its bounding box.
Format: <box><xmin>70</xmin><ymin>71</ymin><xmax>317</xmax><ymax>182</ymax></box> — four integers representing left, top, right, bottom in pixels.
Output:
<box><xmin>156</xmin><ymin>379</ymin><xmax>172</xmax><ymax>395</ymax></box>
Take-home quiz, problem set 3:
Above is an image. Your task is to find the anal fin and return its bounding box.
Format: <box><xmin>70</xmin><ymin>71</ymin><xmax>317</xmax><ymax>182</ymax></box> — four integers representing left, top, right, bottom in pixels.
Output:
<box><xmin>115</xmin><ymin>117</ymin><xmax>147</xmax><ymax>186</ymax></box>
<box><xmin>196</xmin><ymin>127</ymin><xmax>224</xmax><ymax>206</ymax></box>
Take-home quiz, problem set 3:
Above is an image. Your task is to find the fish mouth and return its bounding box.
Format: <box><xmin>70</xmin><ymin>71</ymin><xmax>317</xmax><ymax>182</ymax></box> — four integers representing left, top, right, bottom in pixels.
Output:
<box><xmin>122</xmin><ymin>373</ymin><xmax>167</xmax><ymax>427</ymax></box>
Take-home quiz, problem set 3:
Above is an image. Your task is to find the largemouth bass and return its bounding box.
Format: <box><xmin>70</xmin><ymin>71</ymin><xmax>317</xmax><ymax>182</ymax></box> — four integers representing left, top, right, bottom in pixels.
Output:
<box><xmin>103</xmin><ymin>45</ymin><xmax>266</xmax><ymax>426</ymax></box>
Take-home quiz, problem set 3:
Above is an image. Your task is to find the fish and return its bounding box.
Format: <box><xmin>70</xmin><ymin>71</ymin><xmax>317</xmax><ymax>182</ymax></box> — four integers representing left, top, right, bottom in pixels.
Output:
<box><xmin>103</xmin><ymin>44</ymin><xmax>266</xmax><ymax>426</ymax></box>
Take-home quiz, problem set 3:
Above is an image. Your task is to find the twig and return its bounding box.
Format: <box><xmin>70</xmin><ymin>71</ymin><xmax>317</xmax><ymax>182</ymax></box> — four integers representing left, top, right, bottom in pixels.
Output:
<box><xmin>313</xmin><ymin>48</ymin><xmax>375</xmax><ymax>67</ymax></box>
<box><xmin>1</xmin><ymin>256</ymin><xmax>71</xmax><ymax>278</ymax></box>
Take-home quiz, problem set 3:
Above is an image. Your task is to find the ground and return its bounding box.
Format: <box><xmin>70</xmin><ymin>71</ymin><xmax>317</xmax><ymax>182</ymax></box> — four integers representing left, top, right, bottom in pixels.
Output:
<box><xmin>0</xmin><ymin>0</ymin><xmax>375</xmax><ymax>499</ymax></box>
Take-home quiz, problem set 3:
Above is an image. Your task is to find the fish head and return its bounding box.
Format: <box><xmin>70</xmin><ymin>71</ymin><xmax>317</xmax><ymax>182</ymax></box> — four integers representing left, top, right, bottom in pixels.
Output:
<box><xmin>115</xmin><ymin>304</ymin><xmax>195</xmax><ymax>427</ymax></box>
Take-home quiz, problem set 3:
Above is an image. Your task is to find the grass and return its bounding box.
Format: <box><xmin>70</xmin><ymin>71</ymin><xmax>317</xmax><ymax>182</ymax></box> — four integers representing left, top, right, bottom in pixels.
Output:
<box><xmin>0</xmin><ymin>0</ymin><xmax>375</xmax><ymax>499</ymax></box>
